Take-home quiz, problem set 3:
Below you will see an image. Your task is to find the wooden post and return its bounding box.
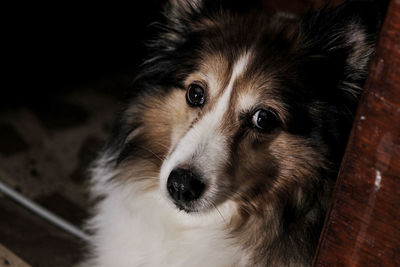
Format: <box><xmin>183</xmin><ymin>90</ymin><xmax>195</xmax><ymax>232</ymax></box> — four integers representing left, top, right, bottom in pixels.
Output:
<box><xmin>313</xmin><ymin>0</ymin><xmax>400</xmax><ymax>266</ymax></box>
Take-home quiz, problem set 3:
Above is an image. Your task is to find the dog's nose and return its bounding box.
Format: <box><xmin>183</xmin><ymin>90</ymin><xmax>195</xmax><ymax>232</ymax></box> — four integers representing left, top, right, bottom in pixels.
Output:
<box><xmin>167</xmin><ymin>168</ymin><xmax>205</xmax><ymax>203</ymax></box>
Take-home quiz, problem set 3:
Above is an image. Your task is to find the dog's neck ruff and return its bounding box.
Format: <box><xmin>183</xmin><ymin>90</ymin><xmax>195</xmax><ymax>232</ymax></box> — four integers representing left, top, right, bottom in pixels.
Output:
<box><xmin>87</xmin><ymin>173</ymin><xmax>248</xmax><ymax>267</ymax></box>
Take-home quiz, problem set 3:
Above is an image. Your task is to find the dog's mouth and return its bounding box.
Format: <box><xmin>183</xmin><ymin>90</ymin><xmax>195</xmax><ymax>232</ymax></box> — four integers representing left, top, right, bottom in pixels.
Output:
<box><xmin>166</xmin><ymin>167</ymin><xmax>207</xmax><ymax>213</ymax></box>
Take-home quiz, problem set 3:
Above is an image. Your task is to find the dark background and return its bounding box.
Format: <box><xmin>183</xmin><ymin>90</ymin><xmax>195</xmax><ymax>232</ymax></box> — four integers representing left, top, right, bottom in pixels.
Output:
<box><xmin>4</xmin><ymin>1</ymin><xmax>163</xmax><ymax>107</ymax></box>
<box><xmin>3</xmin><ymin>0</ymin><xmax>335</xmax><ymax>108</ymax></box>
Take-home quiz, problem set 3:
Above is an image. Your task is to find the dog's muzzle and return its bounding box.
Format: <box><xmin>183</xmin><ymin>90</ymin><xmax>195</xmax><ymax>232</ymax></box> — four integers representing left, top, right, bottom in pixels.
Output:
<box><xmin>167</xmin><ymin>168</ymin><xmax>205</xmax><ymax>208</ymax></box>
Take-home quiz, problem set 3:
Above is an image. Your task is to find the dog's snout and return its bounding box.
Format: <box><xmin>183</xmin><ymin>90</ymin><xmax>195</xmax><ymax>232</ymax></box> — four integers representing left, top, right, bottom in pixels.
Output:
<box><xmin>167</xmin><ymin>168</ymin><xmax>205</xmax><ymax>204</ymax></box>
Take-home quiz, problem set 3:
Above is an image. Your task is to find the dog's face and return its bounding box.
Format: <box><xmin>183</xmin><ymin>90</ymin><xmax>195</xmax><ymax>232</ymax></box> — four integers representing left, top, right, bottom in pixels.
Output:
<box><xmin>157</xmin><ymin>49</ymin><xmax>326</xmax><ymax>214</ymax></box>
<box><xmin>111</xmin><ymin>0</ymin><xmax>379</xmax><ymax>222</ymax></box>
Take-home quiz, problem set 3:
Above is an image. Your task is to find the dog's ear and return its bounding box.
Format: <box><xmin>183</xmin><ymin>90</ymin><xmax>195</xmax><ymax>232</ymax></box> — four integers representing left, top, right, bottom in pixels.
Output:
<box><xmin>164</xmin><ymin>0</ymin><xmax>260</xmax><ymax>24</ymax></box>
<box><xmin>301</xmin><ymin>0</ymin><xmax>387</xmax><ymax>101</ymax></box>
<box><xmin>166</xmin><ymin>0</ymin><xmax>203</xmax><ymax>22</ymax></box>
<box><xmin>160</xmin><ymin>0</ymin><xmax>261</xmax><ymax>51</ymax></box>
<box><xmin>298</xmin><ymin>0</ymin><xmax>387</xmax><ymax>159</ymax></box>
<box><xmin>144</xmin><ymin>0</ymin><xmax>204</xmax><ymax>58</ymax></box>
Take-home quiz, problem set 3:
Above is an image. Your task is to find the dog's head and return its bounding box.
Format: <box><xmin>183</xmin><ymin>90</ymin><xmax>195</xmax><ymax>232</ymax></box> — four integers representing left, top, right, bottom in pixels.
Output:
<box><xmin>108</xmin><ymin>0</ymin><xmax>382</xmax><ymax>221</ymax></box>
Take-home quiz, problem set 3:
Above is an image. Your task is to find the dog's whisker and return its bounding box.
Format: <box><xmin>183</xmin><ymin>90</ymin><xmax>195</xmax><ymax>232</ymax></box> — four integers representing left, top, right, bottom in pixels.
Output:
<box><xmin>229</xmin><ymin>191</ymin><xmax>259</xmax><ymax>214</ymax></box>
<box><xmin>152</xmin><ymin>141</ymin><xmax>170</xmax><ymax>151</ymax></box>
<box><xmin>211</xmin><ymin>202</ymin><xmax>228</xmax><ymax>228</ymax></box>
<box><xmin>138</xmin><ymin>146</ymin><xmax>165</xmax><ymax>162</ymax></box>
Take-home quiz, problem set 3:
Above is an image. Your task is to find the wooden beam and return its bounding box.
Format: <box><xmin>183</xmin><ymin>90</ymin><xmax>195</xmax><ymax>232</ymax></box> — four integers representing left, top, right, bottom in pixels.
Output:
<box><xmin>313</xmin><ymin>0</ymin><xmax>400</xmax><ymax>266</ymax></box>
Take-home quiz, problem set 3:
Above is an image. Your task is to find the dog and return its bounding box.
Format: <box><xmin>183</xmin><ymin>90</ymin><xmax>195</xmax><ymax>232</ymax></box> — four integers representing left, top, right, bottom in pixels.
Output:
<box><xmin>82</xmin><ymin>0</ymin><xmax>384</xmax><ymax>266</ymax></box>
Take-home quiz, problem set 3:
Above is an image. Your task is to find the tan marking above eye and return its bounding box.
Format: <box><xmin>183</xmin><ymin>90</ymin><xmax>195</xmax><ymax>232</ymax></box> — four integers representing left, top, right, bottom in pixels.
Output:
<box><xmin>180</xmin><ymin>52</ymin><xmax>290</xmax><ymax>132</ymax></box>
<box><xmin>184</xmin><ymin>53</ymin><xmax>231</xmax><ymax>100</ymax></box>
<box><xmin>237</xmin><ymin>92</ymin><xmax>259</xmax><ymax>111</ymax></box>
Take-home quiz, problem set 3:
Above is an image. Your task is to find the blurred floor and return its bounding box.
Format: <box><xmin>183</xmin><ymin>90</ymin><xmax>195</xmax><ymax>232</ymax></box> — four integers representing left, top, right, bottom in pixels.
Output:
<box><xmin>0</xmin><ymin>73</ymin><xmax>132</xmax><ymax>266</ymax></box>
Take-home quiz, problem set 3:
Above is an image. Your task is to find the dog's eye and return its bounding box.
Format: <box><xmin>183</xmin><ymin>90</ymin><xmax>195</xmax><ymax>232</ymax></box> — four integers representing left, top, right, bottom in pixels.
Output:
<box><xmin>251</xmin><ymin>109</ymin><xmax>279</xmax><ymax>132</ymax></box>
<box><xmin>186</xmin><ymin>83</ymin><xmax>205</xmax><ymax>107</ymax></box>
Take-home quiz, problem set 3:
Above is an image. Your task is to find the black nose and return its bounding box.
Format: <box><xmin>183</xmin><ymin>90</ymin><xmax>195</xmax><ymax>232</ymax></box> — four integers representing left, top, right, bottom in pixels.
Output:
<box><xmin>167</xmin><ymin>168</ymin><xmax>205</xmax><ymax>204</ymax></box>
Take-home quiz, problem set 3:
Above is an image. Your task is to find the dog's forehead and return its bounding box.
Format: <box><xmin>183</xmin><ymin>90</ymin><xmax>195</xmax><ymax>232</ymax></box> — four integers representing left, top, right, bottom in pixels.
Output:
<box><xmin>185</xmin><ymin>52</ymin><xmax>277</xmax><ymax>113</ymax></box>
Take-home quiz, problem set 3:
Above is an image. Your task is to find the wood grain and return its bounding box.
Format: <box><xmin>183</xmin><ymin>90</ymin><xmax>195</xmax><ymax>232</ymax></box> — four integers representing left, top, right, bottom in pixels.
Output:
<box><xmin>313</xmin><ymin>0</ymin><xmax>400</xmax><ymax>266</ymax></box>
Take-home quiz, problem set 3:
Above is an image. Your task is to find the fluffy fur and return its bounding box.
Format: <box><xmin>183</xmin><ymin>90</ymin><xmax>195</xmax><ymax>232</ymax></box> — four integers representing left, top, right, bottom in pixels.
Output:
<box><xmin>82</xmin><ymin>0</ymin><xmax>384</xmax><ymax>266</ymax></box>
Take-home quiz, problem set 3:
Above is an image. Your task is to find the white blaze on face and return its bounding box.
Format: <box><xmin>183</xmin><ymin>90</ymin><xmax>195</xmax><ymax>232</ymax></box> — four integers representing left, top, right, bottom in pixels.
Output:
<box><xmin>159</xmin><ymin>53</ymin><xmax>251</xmax><ymax>199</ymax></box>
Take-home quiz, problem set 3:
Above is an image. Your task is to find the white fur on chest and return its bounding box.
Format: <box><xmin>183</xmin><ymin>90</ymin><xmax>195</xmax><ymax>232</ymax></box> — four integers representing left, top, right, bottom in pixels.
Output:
<box><xmin>89</xmin><ymin>181</ymin><xmax>247</xmax><ymax>267</ymax></box>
